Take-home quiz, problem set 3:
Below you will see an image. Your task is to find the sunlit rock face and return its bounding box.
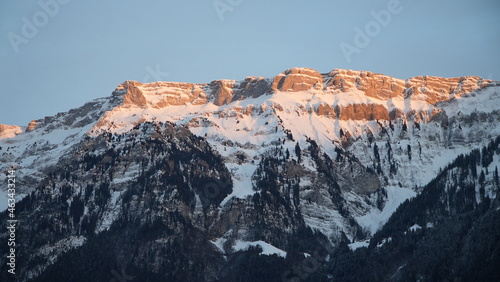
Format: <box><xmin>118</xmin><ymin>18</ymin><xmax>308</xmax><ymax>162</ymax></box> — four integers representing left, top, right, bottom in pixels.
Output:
<box><xmin>26</xmin><ymin>120</ymin><xmax>38</xmax><ymax>132</ymax></box>
<box><xmin>0</xmin><ymin>124</ymin><xmax>22</xmax><ymax>140</ymax></box>
<box><xmin>104</xmin><ymin>68</ymin><xmax>493</xmax><ymax>126</ymax></box>
<box><xmin>118</xmin><ymin>80</ymin><xmax>209</xmax><ymax>108</ymax></box>
<box><xmin>325</xmin><ymin>69</ymin><xmax>489</xmax><ymax>103</ymax></box>
<box><xmin>271</xmin><ymin>67</ymin><xmax>324</xmax><ymax>92</ymax></box>
<box><xmin>338</xmin><ymin>104</ymin><xmax>390</xmax><ymax>121</ymax></box>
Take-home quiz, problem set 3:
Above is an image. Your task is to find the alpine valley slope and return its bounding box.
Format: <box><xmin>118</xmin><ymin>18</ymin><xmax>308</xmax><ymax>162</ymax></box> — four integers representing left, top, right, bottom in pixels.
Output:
<box><xmin>1</xmin><ymin>67</ymin><xmax>499</xmax><ymax>281</ymax></box>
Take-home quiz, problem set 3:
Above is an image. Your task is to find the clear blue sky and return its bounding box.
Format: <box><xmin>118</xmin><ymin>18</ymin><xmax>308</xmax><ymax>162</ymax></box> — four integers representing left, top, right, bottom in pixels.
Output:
<box><xmin>1</xmin><ymin>0</ymin><xmax>499</xmax><ymax>126</ymax></box>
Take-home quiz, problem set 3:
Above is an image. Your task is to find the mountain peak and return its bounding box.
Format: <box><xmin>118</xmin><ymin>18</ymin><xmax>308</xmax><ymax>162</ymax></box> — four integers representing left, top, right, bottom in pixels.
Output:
<box><xmin>0</xmin><ymin>124</ymin><xmax>22</xmax><ymax>140</ymax></box>
<box><xmin>1</xmin><ymin>66</ymin><xmax>500</xmax><ymax>281</ymax></box>
<box><xmin>85</xmin><ymin>67</ymin><xmax>496</xmax><ymax>136</ymax></box>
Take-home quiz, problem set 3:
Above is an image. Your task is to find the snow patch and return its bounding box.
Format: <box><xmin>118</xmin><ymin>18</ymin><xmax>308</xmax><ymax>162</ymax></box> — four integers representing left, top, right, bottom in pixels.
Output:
<box><xmin>348</xmin><ymin>239</ymin><xmax>370</xmax><ymax>250</ymax></box>
<box><xmin>356</xmin><ymin>186</ymin><xmax>416</xmax><ymax>235</ymax></box>
<box><xmin>409</xmin><ymin>224</ymin><xmax>422</xmax><ymax>232</ymax></box>
<box><xmin>232</xmin><ymin>240</ymin><xmax>287</xmax><ymax>258</ymax></box>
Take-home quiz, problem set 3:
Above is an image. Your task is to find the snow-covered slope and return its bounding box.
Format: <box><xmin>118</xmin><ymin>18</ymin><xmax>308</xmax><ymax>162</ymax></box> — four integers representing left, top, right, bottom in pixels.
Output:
<box><xmin>0</xmin><ymin>95</ymin><xmax>122</xmax><ymax>207</ymax></box>
<box><xmin>1</xmin><ymin>67</ymin><xmax>499</xmax><ymax>242</ymax></box>
<box><xmin>80</xmin><ymin>68</ymin><xmax>500</xmax><ymax>236</ymax></box>
<box><xmin>1</xmin><ymin>67</ymin><xmax>500</xmax><ymax>281</ymax></box>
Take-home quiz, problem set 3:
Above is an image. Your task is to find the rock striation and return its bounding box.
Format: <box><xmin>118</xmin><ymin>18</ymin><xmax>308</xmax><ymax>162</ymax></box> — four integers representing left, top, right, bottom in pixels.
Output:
<box><xmin>324</xmin><ymin>69</ymin><xmax>491</xmax><ymax>104</ymax></box>
<box><xmin>271</xmin><ymin>67</ymin><xmax>324</xmax><ymax>92</ymax></box>
<box><xmin>100</xmin><ymin>68</ymin><xmax>494</xmax><ymax>126</ymax></box>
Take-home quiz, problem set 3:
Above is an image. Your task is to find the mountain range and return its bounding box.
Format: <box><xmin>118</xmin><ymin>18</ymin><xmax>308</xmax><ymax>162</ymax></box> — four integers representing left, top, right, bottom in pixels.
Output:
<box><xmin>1</xmin><ymin>67</ymin><xmax>499</xmax><ymax>281</ymax></box>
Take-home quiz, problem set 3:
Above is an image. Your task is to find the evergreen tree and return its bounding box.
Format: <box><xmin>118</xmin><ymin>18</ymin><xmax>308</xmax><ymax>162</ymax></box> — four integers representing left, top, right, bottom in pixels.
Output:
<box><xmin>295</xmin><ymin>142</ymin><xmax>302</xmax><ymax>162</ymax></box>
<box><xmin>479</xmin><ymin>170</ymin><xmax>485</xmax><ymax>185</ymax></box>
<box><xmin>495</xmin><ymin>166</ymin><xmax>499</xmax><ymax>187</ymax></box>
<box><xmin>373</xmin><ymin>143</ymin><xmax>380</xmax><ymax>162</ymax></box>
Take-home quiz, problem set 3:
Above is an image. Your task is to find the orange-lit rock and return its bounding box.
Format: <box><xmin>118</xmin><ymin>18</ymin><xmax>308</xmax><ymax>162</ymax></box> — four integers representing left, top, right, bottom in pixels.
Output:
<box><xmin>326</xmin><ymin>69</ymin><xmax>405</xmax><ymax>100</ymax></box>
<box><xmin>271</xmin><ymin>68</ymin><xmax>323</xmax><ymax>92</ymax></box>
<box><xmin>90</xmin><ymin>67</ymin><xmax>494</xmax><ymax>135</ymax></box>
<box><xmin>210</xmin><ymin>80</ymin><xmax>235</xmax><ymax>106</ymax></box>
<box><xmin>325</xmin><ymin>69</ymin><xmax>491</xmax><ymax>105</ymax></box>
<box><xmin>120</xmin><ymin>81</ymin><xmax>147</xmax><ymax>108</ymax></box>
<box><xmin>26</xmin><ymin>120</ymin><xmax>38</xmax><ymax>132</ymax></box>
<box><xmin>339</xmin><ymin>104</ymin><xmax>390</xmax><ymax>121</ymax></box>
<box><xmin>0</xmin><ymin>124</ymin><xmax>22</xmax><ymax>140</ymax></box>
<box><xmin>315</xmin><ymin>103</ymin><xmax>336</xmax><ymax>117</ymax></box>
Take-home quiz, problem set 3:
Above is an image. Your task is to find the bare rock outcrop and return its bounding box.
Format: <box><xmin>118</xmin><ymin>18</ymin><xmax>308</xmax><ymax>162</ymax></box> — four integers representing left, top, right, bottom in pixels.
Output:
<box><xmin>210</xmin><ymin>80</ymin><xmax>235</xmax><ymax>106</ymax></box>
<box><xmin>26</xmin><ymin>120</ymin><xmax>38</xmax><ymax>132</ymax></box>
<box><xmin>0</xmin><ymin>124</ymin><xmax>22</xmax><ymax>140</ymax></box>
<box><xmin>326</xmin><ymin>69</ymin><xmax>405</xmax><ymax>100</ymax></box>
<box><xmin>120</xmin><ymin>81</ymin><xmax>148</xmax><ymax>108</ymax></box>
<box><xmin>116</xmin><ymin>80</ymin><xmax>209</xmax><ymax>108</ymax></box>
<box><xmin>233</xmin><ymin>76</ymin><xmax>271</xmax><ymax>100</ymax></box>
<box><xmin>339</xmin><ymin>104</ymin><xmax>390</xmax><ymax>121</ymax></box>
<box><xmin>271</xmin><ymin>67</ymin><xmax>323</xmax><ymax>92</ymax></box>
<box><xmin>315</xmin><ymin>103</ymin><xmax>336</xmax><ymax>117</ymax></box>
<box><xmin>325</xmin><ymin>69</ymin><xmax>492</xmax><ymax>104</ymax></box>
<box><xmin>405</xmin><ymin>75</ymin><xmax>489</xmax><ymax>104</ymax></box>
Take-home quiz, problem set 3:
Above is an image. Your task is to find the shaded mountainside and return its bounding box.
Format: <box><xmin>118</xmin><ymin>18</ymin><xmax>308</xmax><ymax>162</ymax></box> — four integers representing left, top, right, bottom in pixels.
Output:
<box><xmin>6</xmin><ymin>133</ymin><xmax>497</xmax><ymax>282</ymax></box>
<box><xmin>1</xmin><ymin>122</ymin><xmax>333</xmax><ymax>281</ymax></box>
<box><xmin>1</xmin><ymin>122</ymin><xmax>233</xmax><ymax>281</ymax></box>
<box><xmin>0</xmin><ymin>68</ymin><xmax>500</xmax><ymax>281</ymax></box>
<box><xmin>328</xmin><ymin>136</ymin><xmax>500</xmax><ymax>282</ymax></box>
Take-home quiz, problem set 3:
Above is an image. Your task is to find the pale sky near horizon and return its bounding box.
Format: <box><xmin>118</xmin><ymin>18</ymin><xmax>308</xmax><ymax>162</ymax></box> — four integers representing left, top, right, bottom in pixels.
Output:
<box><xmin>1</xmin><ymin>0</ymin><xmax>499</xmax><ymax>126</ymax></box>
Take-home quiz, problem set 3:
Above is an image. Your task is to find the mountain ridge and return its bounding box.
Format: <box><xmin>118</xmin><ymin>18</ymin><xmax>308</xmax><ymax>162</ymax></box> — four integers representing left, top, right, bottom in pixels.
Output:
<box><xmin>104</xmin><ymin>67</ymin><xmax>496</xmax><ymax>114</ymax></box>
<box><xmin>1</xmin><ymin>67</ymin><xmax>499</xmax><ymax>281</ymax></box>
<box><xmin>2</xmin><ymin>67</ymin><xmax>496</xmax><ymax>133</ymax></box>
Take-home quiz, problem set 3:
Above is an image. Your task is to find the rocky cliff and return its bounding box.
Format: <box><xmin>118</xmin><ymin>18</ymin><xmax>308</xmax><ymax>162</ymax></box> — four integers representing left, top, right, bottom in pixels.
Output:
<box><xmin>0</xmin><ymin>67</ymin><xmax>499</xmax><ymax>281</ymax></box>
<box><xmin>0</xmin><ymin>124</ymin><xmax>22</xmax><ymax>140</ymax></box>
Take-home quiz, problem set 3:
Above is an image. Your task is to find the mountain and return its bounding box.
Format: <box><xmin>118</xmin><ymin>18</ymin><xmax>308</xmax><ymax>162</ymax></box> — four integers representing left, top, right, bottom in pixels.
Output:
<box><xmin>328</xmin><ymin>137</ymin><xmax>500</xmax><ymax>281</ymax></box>
<box><xmin>1</xmin><ymin>67</ymin><xmax>499</xmax><ymax>281</ymax></box>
